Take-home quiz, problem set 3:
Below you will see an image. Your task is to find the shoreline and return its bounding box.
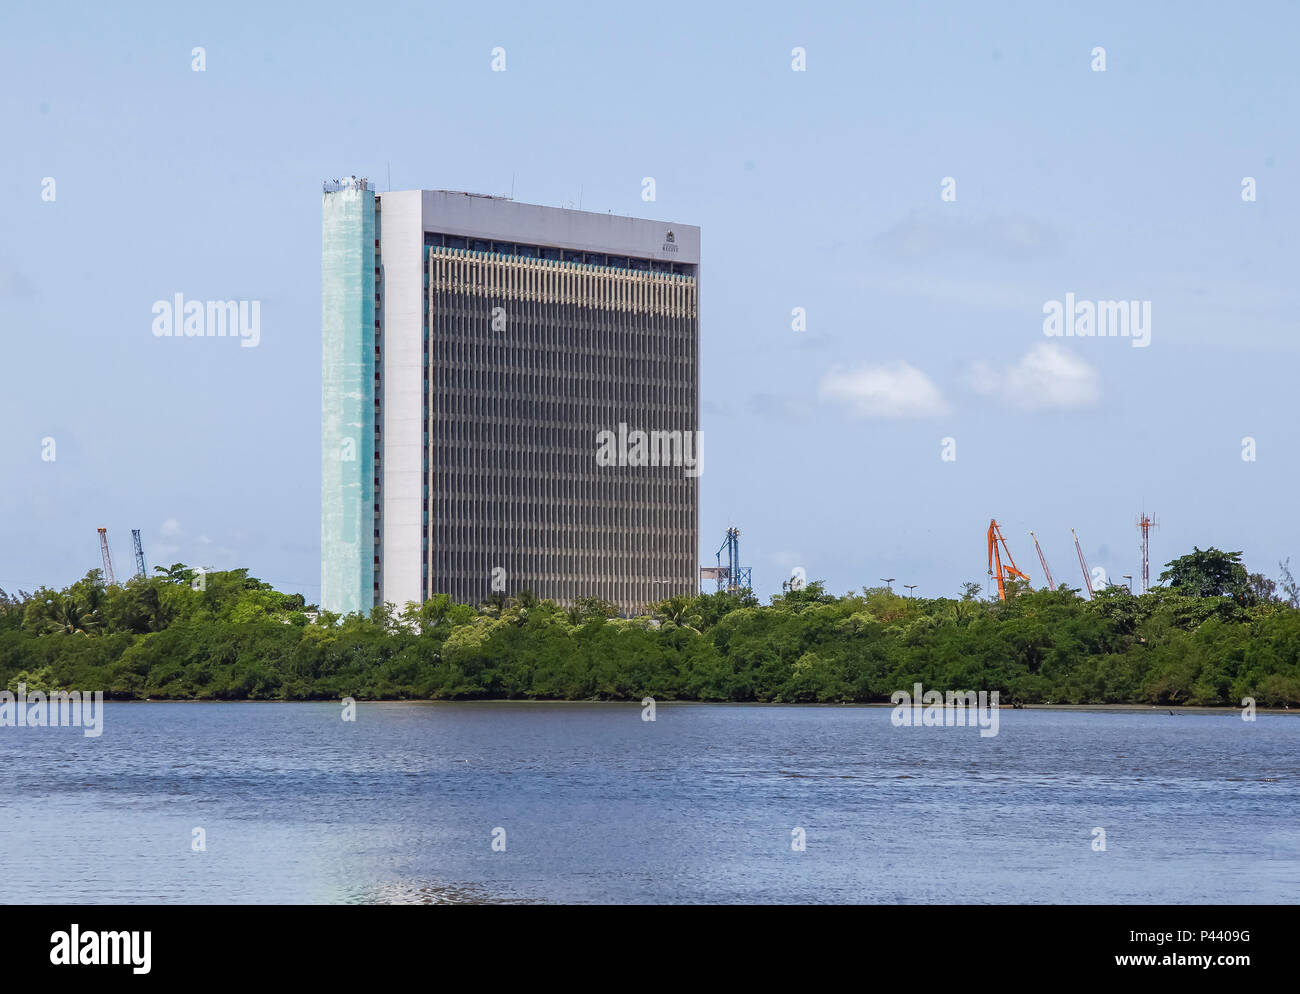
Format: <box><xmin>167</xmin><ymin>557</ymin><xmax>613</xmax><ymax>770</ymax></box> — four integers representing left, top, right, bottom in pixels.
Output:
<box><xmin>107</xmin><ymin>698</ymin><xmax>1296</xmax><ymax>715</ymax></box>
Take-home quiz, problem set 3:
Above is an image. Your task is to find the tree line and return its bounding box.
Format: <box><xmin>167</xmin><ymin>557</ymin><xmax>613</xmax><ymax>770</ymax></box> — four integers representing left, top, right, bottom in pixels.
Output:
<box><xmin>1</xmin><ymin>548</ymin><xmax>1298</xmax><ymax>706</ymax></box>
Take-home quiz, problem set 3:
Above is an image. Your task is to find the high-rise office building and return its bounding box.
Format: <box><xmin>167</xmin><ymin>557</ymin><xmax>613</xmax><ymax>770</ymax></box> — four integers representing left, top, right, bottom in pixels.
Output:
<box><xmin>321</xmin><ymin>180</ymin><xmax>700</xmax><ymax>615</ymax></box>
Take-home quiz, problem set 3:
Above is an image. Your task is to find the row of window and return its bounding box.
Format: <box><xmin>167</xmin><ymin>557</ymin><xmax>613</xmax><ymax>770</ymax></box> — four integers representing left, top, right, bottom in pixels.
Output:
<box><xmin>423</xmin><ymin>231</ymin><xmax>694</xmax><ymax>276</ymax></box>
<box><xmin>429</xmin><ymin>323</ymin><xmax>697</xmax><ymax>358</ymax></box>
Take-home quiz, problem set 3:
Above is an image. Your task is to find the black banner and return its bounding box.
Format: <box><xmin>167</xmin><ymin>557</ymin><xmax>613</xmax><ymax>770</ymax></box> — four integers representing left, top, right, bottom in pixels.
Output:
<box><xmin>2</xmin><ymin>904</ymin><xmax>1285</xmax><ymax>981</ymax></box>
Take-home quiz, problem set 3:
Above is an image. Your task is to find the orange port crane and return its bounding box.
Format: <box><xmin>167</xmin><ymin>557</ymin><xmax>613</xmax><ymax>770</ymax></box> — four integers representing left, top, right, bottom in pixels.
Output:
<box><xmin>987</xmin><ymin>519</ymin><xmax>1031</xmax><ymax>601</ymax></box>
<box><xmin>1030</xmin><ymin>531</ymin><xmax>1056</xmax><ymax>591</ymax></box>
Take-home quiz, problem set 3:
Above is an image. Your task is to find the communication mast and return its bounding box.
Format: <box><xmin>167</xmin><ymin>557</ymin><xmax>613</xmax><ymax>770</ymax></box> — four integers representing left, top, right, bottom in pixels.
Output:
<box><xmin>1137</xmin><ymin>512</ymin><xmax>1157</xmax><ymax>593</ymax></box>
<box><xmin>97</xmin><ymin>528</ymin><xmax>117</xmax><ymax>587</ymax></box>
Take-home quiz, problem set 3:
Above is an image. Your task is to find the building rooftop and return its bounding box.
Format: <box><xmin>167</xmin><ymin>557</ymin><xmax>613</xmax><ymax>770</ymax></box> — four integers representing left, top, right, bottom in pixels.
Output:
<box><xmin>377</xmin><ymin>188</ymin><xmax>700</xmax><ymax>266</ymax></box>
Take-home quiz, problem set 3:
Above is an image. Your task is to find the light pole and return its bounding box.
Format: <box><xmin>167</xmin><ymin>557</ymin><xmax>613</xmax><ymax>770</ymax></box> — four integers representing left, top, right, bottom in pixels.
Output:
<box><xmin>1122</xmin><ymin>575</ymin><xmax>1133</xmax><ymax>593</ymax></box>
<box><xmin>646</xmin><ymin>579</ymin><xmax>672</xmax><ymax>616</ymax></box>
<box><xmin>904</xmin><ymin>584</ymin><xmax>917</xmax><ymax>597</ymax></box>
<box><xmin>880</xmin><ymin>577</ymin><xmax>896</xmax><ymax>592</ymax></box>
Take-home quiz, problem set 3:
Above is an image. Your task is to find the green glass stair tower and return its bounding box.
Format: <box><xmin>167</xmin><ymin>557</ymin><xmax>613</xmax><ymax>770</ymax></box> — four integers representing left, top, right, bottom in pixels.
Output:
<box><xmin>320</xmin><ymin>179</ymin><xmax>375</xmax><ymax>614</ymax></box>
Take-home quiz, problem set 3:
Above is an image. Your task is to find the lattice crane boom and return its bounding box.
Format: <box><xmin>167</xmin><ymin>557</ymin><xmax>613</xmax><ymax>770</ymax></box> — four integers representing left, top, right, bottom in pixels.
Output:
<box><xmin>97</xmin><ymin>527</ymin><xmax>117</xmax><ymax>587</ymax></box>
<box><xmin>1030</xmin><ymin>531</ymin><xmax>1056</xmax><ymax>591</ymax></box>
<box><xmin>1137</xmin><ymin>513</ymin><xmax>1157</xmax><ymax>594</ymax></box>
<box><xmin>1072</xmin><ymin>528</ymin><xmax>1094</xmax><ymax>598</ymax></box>
<box><xmin>987</xmin><ymin>519</ymin><xmax>1031</xmax><ymax>601</ymax></box>
<box><xmin>132</xmin><ymin>529</ymin><xmax>147</xmax><ymax>580</ymax></box>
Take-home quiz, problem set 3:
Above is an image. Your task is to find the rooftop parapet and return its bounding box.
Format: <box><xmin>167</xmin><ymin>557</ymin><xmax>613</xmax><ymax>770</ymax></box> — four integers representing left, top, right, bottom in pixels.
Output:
<box><xmin>323</xmin><ymin>176</ymin><xmax>369</xmax><ymax>193</ymax></box>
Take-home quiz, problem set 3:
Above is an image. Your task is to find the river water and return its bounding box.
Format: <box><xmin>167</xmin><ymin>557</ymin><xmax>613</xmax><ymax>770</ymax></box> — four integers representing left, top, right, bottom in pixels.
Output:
<box><xmin>1</xmin><ymin>702</ymin><xmax>1295</xmax><ymax>903</ymax></box>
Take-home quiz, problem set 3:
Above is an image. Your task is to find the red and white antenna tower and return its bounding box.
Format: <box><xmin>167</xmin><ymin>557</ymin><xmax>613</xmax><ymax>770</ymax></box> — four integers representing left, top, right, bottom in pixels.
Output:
<box><xmin>1137</xmin><ymin>512</ymin><xmax>1157</xmax><ymax>593</ymax></box>
<box><xmin>97</xmin><ymin>527</ymin><xmax>117</xmax><ymax>587</ymax></box>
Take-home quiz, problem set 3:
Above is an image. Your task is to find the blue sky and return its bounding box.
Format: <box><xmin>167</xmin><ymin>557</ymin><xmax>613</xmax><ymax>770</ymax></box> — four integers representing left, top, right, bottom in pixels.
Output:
<box><xmin>2</xmin><ymin>0</ymin><xmax>1297</xmax><ymax>603</ymax></box>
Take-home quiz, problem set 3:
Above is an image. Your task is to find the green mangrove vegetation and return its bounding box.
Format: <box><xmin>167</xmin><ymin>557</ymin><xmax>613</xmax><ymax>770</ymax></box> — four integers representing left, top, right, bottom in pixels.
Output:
<box><xmin>2</xmin><ymin>548</ymin><xmax>1299</xmax><ymax>706</ymax></box>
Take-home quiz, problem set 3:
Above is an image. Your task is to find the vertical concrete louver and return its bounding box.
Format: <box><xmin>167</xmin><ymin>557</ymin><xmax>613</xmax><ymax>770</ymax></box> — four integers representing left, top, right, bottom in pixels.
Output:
<box><xmin>425</xmin><ymin>249</ymin><xmax>699</xmax><ymax>613</ymax></box>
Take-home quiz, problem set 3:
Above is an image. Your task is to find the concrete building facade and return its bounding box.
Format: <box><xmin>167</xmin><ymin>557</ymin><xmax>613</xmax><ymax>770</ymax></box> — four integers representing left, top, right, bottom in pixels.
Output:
<box><xmin>321</xmin><ymin>184</ymin><xmax>700</xmax><ymax>615</ymax></box>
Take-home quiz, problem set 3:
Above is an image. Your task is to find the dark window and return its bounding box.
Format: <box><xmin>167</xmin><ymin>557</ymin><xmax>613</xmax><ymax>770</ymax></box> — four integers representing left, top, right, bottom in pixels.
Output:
<box><xmin>446</xmin><ymin>236</ymin><xmax>467</xmax><ymax>250</ymax></box>
<box><xmin>470</xmin><ymin>239</ymin><xmax>490</xmax><ymax>252</ymax></box>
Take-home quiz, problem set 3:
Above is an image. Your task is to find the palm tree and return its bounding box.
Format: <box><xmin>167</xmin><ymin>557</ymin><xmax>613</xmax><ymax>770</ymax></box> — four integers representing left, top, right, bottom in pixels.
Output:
<box><xmin>30</xmin><ymin>592</ymin><xmax>101</xmax><ymax>635</ymax></box>
<box><xmin>653</xmin><ymin>595</ymin><xmax>702</xmax><ymax>632</ymax></box>
<box><xmin>154</xmin><ymin>563</ymin><xmax>194</xmax><ymax>584</ymax></box>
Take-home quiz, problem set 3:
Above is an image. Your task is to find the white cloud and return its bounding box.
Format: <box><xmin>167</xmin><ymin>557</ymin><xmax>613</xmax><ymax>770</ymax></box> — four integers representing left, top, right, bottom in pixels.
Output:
<box><xmin>818</xmin><ymin>361</ymin><xmax>949</xmax><ymax>418</ymax></box>
<box><xmin>160</xmin><ymin>518</ymin><xmax>182</xmax><ymax>537</ymax></box>
<box><xmin>968</xmin><ymin>343</ymin><xmax>1100</xmax><ymax>410</ymax></box>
